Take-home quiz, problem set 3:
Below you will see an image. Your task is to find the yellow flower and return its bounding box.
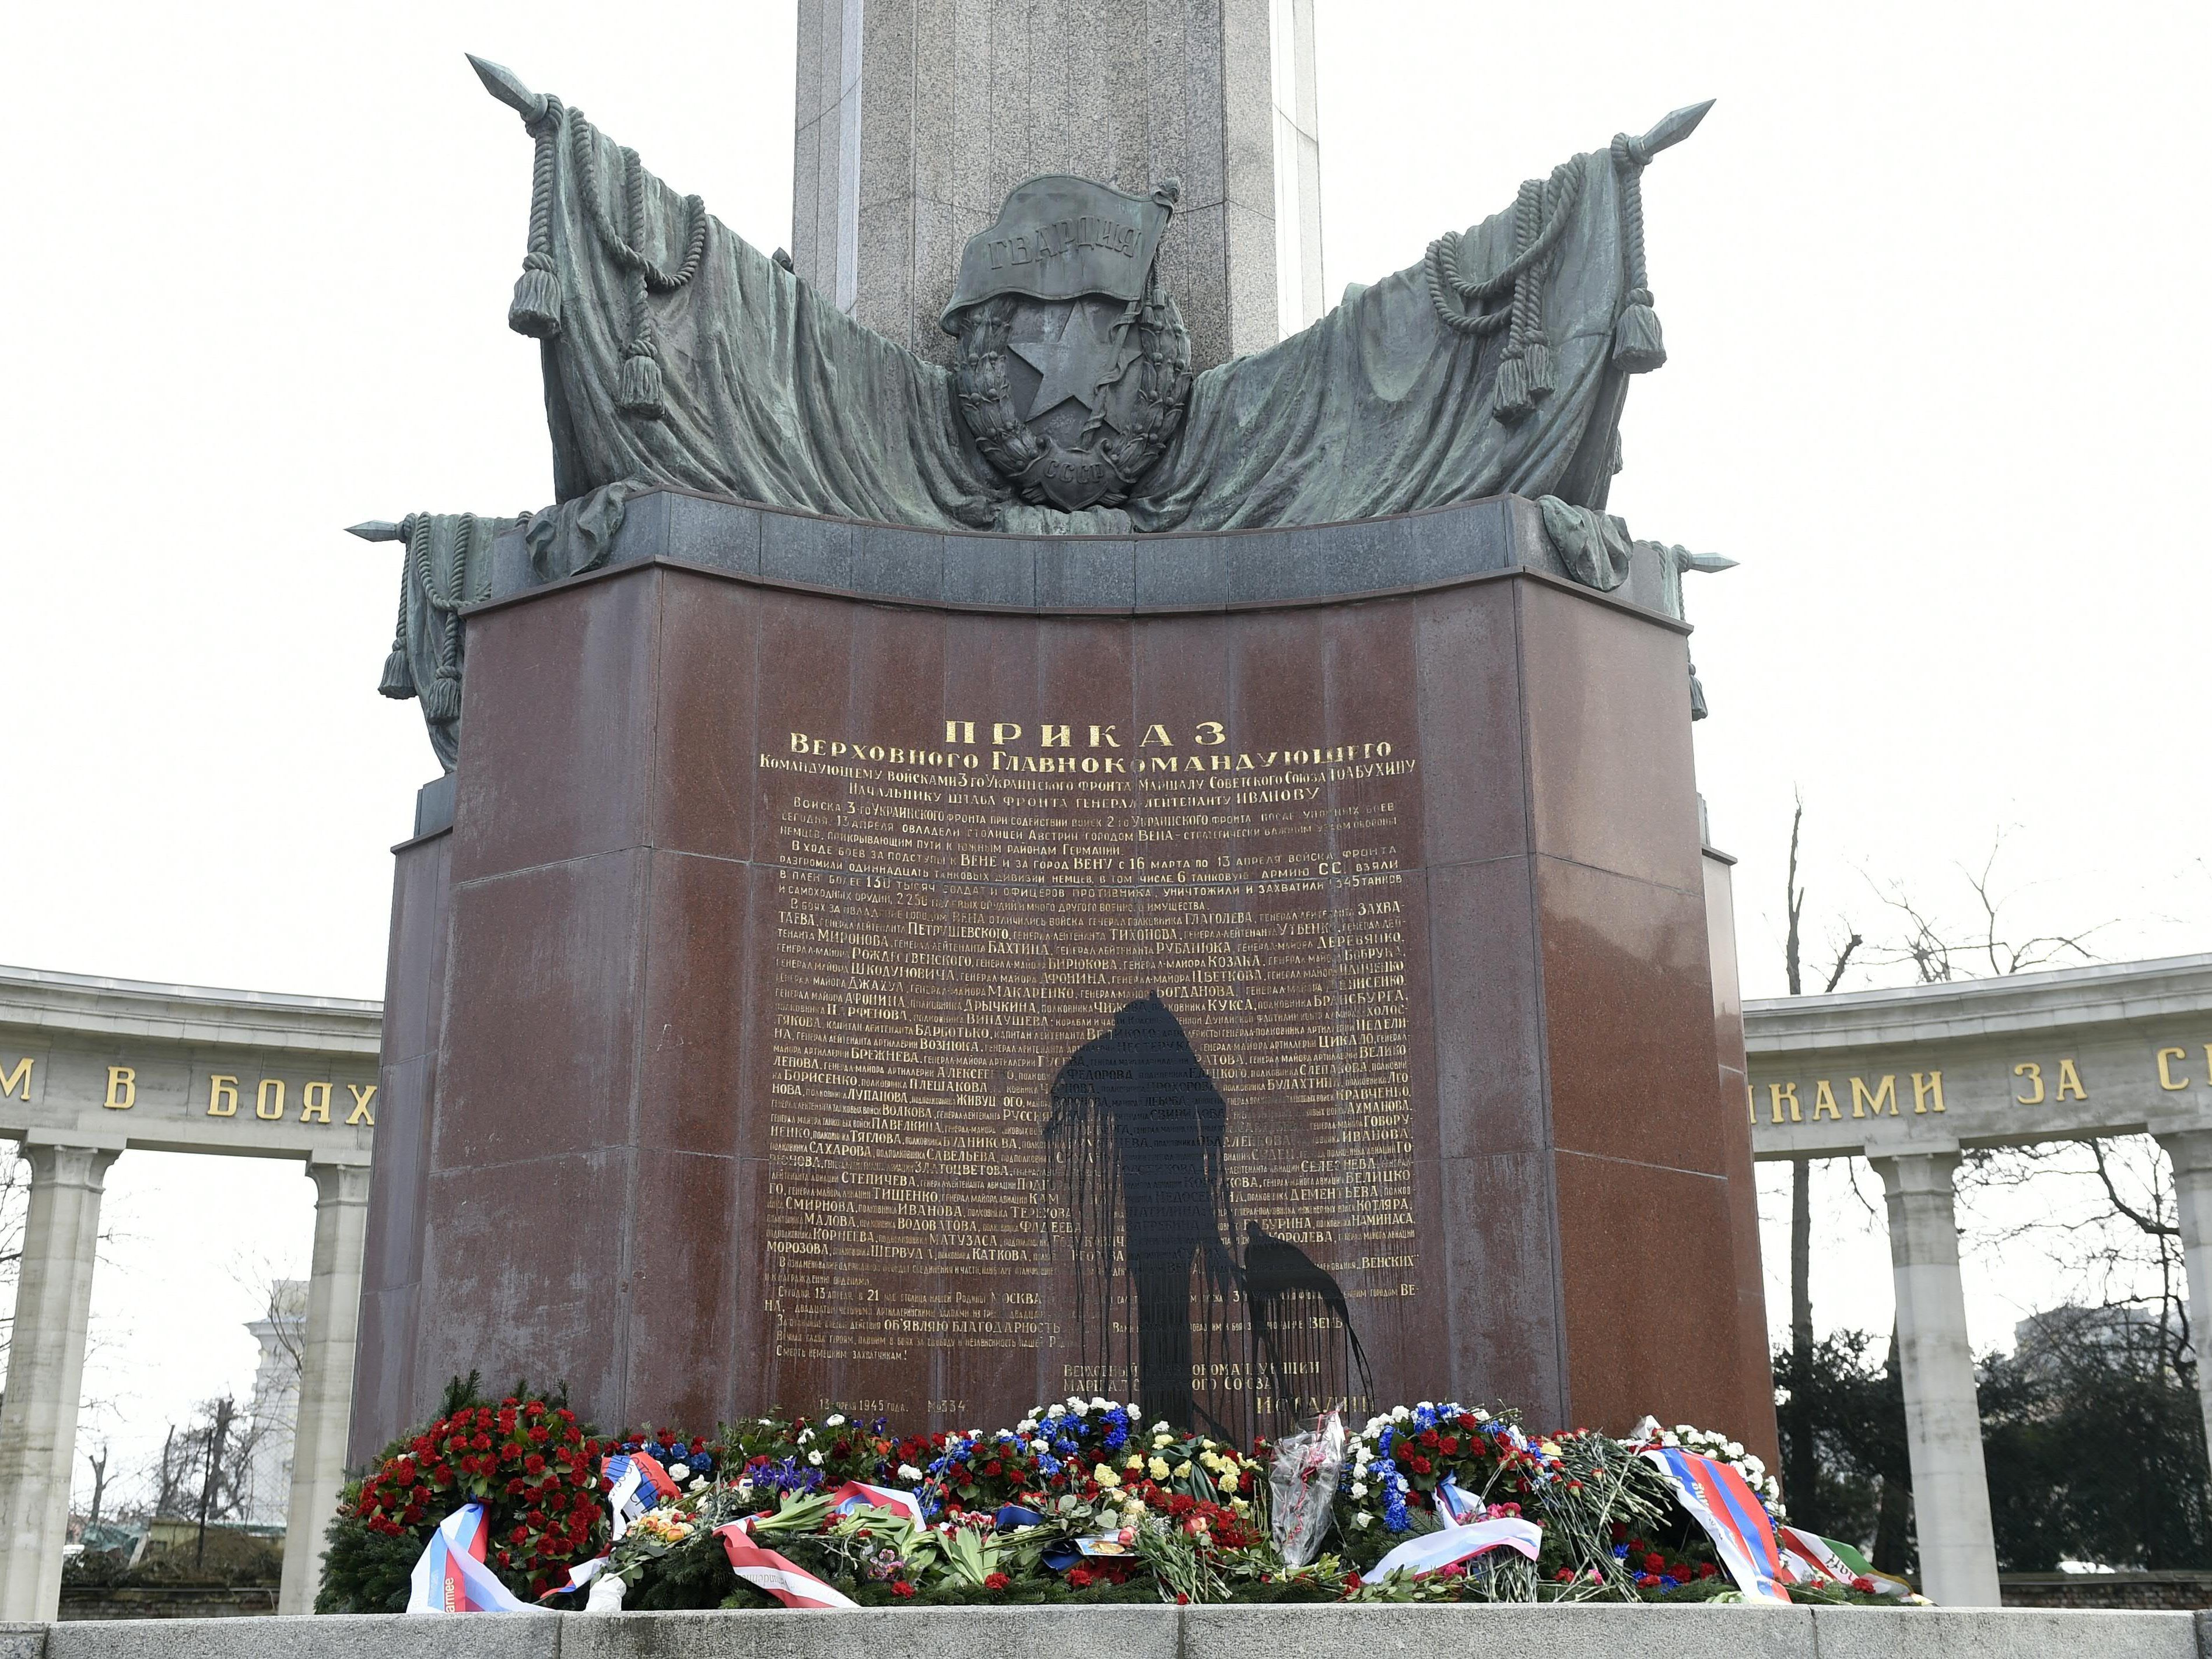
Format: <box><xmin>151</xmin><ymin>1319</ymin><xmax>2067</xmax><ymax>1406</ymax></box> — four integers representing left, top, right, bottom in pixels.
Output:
<box><xmin>1217</xmin><ymin>1468</ymin><xmax>1238</xmax><ymax>1493</ymax></box>
<box><xmin>1152</xmin><ymin>1433</ymin><xmax>1173</xmax><ymax>1449</ymax></box>
<box><xmin>1173</xmin><ymin>1462</ymin><xmax>1193</xmax><ymax>1479</ymax></box>
<box><xmin>1148</xmin><ymin>1456</ymin><xmax>1171</xmax><ymax>1480</ymax></box>
<box><xmin>1126</xmin><ymin>1454</ymin><xmax>1144</xmax><ymax>1472</ymax></box>
<box><xmin>1230</xmin><ymin>1498</ymin><xmax>1250</xmax><ymax>1514</ymax></box>
<box><xmin>1093</xmin><ymin>1463</ymin><xmax>1121</xmax><ymax>1488</ymax></box>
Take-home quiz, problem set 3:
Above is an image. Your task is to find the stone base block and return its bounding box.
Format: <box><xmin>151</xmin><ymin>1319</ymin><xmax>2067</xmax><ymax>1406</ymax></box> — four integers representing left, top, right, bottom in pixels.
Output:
<box><xmin>13</xmin><ymin>1604</ymin><xmax>2210</xmax><ymax>1659</ymax></box>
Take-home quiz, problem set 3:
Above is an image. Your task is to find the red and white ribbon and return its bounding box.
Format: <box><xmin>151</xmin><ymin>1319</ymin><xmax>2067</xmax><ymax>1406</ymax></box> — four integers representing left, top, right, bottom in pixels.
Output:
<box><xmin>714</xmin><ymin>1516</ymin><xmax>857</xmax><ymax>1610</ymax></box>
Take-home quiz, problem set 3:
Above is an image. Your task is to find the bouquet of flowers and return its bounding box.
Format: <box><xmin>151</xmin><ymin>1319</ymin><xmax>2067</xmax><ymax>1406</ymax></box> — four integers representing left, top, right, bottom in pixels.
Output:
<box><xmin>923</xmin><ymin>1396</ymin><xmax>1262</xmax><ymax>1520</ymax></box>
<box><xmin>317</xmin><ymin>1374</ymin><xmax>609</xmax><ymax>1611</ymax></box>
<box><xmin>321</xmin><ymin>1382</ymin><xmax>1902</xmax><ymax>1614</ymax></box>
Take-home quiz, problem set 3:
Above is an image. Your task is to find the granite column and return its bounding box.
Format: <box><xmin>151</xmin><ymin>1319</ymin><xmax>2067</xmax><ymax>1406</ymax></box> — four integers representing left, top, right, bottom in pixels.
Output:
<box><xmin>277</xmin><ymin>1158</ymin><xmax>373</xmax><ymax>1614</ymax></box>
<box><xmin>2155</xmin><ymin>1128</ymin><xmax>2212</xmax><ymax>1489</ymax></box>
<box><xmin>1871</xmin><ymin>1147</ymin><xmax>2000</xmax><ymax>1605</ymax></box>
<box><xmin>0</xmin><ymin>1137</ymin><xmax>120</xmax><ymax>1621</ymax></box>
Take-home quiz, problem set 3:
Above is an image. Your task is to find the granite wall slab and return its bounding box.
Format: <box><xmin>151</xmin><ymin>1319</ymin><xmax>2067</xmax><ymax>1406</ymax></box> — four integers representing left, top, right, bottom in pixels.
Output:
<box><xmin>361</xmin><ymin>499</ymin><xmax>1768</xmax><ymax>1460</ymax></box>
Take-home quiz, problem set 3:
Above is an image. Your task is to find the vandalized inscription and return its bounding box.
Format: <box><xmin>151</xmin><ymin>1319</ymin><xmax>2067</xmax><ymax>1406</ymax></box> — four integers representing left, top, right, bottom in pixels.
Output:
<box><xmin>758</xmin><ymin>721</ymin><xmax>1421</xmax><ymax>1432</ymax></box>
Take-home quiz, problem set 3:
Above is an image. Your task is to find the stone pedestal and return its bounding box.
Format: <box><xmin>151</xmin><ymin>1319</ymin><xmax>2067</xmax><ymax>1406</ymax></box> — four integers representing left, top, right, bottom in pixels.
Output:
<box><xmin>351</xmin><ymin>492</ymin><xmax>1774</xmax><ymax>1456</ymax></box>
<box><xmin>1701</xmin><ymin>844</ymin><xmax>1776</xmax><ymax>1463</ymax></box>
<box><xmin>345</xmin><ymin>794</ymin><xmax>454</xmax><ymax>1466</ymax></box>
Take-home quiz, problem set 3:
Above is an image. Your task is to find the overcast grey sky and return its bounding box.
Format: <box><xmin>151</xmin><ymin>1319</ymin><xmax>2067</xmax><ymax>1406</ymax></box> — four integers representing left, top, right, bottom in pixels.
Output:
<box><xmin>2</xmin><ymin>0</ymin><xmax>2206</xmax><ymax>1504</ymax></box>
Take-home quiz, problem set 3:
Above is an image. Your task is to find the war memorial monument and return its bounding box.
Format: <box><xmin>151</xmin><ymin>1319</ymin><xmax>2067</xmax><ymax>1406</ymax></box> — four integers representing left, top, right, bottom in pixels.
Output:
<box><xmin>344</xmin><ymin>10</ymin><xmax>1777</xmax><ymax>1478</ymax></box>
<box><xmin>1</xmin><ymin>10</ymin><xmax>2209</xmax><ymax>1649</ymax></box>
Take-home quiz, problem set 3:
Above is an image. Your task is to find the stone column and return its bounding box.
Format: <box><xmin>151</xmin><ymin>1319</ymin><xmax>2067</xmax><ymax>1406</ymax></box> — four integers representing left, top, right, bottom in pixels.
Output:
<box><xmin>0</xmin><ymin>1137</ymin><xmax>120</xmax><ymax>1621</ymax></box>
<box><xmin>2155</xmin><ymin>1128</ymin><xmax>2212</xmax><ymax>1483</ymax></box>
<box><xmin>277</xmin><ymin>1158</ymin><xmax>373</xmax><ymax>1614</ymax></box>
<box><xmin>1267</xmin><ymin>0</ymin><xmax>1324</xmax><ymax>338</ymax></box>
<box><xmin>1870</xmin><ymin>1148</ymin><xmax>2000</xmax><ymax>1605</ymax></box>
<box><xmin>792</xmin><ymin>0</ymin><xmax>1321</xmax><ymax>371</ymax></box>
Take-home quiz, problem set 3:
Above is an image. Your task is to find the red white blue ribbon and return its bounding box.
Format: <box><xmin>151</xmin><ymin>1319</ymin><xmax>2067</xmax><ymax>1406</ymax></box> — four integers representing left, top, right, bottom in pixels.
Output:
<box><xmin>535</xmin><ymin>1554</ymin><xmax>611</xmax><ymax>1601</ymax></box>
<box><xmin>1369</xmin><ymin>1516</ymin><xmax>1543</xmax><ymax>1581</ymax></box>
<box><xmin>405</xmin><ymin>1504</ymin><xmax>546</xmax><ymax>1615</ymax></box>
<box><xmin>826</xmin><ymin>1481</ymin><xmax>924</xmax><ymax>1523</ymax></box>
<box><xmin>1434</xmin><ymin>1474</ymin><xmax>1486</xmax><ymax>1525</ymax></box>
<box><xmin>626</xmin><ymin>1451</ymin><xmax>682</xmax><ymax>1502</ymax></box>
<box><xmin>602</xmin><ymin>1450</ymin><xmax>685</xmax><ymax>1540</ymax></box>
<box><xmin>1642</xmin><ymin>1447</ymin><xmax>1792</xmax><ymax>1603</ymax></box>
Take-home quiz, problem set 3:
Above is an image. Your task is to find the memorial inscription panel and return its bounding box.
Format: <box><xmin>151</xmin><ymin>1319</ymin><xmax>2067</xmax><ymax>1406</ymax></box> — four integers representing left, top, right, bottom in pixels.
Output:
<box><xmin>755</xmin><ymin>718</ymin><xmax>1426</xmax><ymax>1436</ymax></box>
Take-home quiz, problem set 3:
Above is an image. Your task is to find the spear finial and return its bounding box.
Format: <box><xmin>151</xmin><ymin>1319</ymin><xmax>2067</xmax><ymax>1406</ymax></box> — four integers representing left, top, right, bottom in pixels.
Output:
<box><xmin>1638</xmin><ymin>99</ymin><xmax>1715</xmax><ymax>160</ymax></box>
<box><xmin>346</xmin><ymin>521</ymin><xmax>405</xmax><ymax>543</ymax></box>
<box><xmin>468</xmin><ymin>54</ymin><xmax>549</xmax><ymax>124</ymax></box>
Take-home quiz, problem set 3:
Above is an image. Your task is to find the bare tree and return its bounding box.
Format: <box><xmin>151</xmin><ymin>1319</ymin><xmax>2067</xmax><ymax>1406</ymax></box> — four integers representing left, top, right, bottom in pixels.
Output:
<box><xmin>1777</xmin><ymin>792</ymin><xmax>1862</xmax><ymax>1534</ymax></box>
<box><xmin>227</xmin><ymin>1254</ymin><xmax>308</xmax><ymax>1378</ymax></box>
<box><xmin>1864</xmin><ymin>829</ymin><xmax>2108</xmax><ymax>984</ymax></box>
<box><xmin>85</xmin><ymin>1443</ymin><xmax>109</xmax><ymax>1529</ymax></box>
<box><xmin>152</xmin><ymin>1396</ymin><xmax>268</xmax><ymax>1531</ymax></box>
<box><xmin>1857</xmin><ymin>830</ymin><xmax>2184</xmax><ymax>1373</ymax></box>
<box><xmin>1958</xmin><ymin>1137</ymin><xmax>2190</xmax><ymax>1383</ymax></box>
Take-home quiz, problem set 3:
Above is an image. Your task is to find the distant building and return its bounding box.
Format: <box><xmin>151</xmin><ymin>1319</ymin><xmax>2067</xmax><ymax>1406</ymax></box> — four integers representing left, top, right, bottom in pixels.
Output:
<box><xmin>2011</xmin><ymin>1304</ymin><xmax>2182</xmax><ymax>1378</ymax></box>
<box><xmin>236</xmin><ymin>1281</ymin><xmax>306</xmax><ymax>1527</ymax></box>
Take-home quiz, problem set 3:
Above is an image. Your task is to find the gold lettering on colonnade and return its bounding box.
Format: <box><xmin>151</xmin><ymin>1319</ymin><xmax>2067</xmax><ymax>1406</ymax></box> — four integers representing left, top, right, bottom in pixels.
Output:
<box><xmin>758</xmin><ymin>720</ymin><xmax>1421</xmax><ymax>1430</ymax></box>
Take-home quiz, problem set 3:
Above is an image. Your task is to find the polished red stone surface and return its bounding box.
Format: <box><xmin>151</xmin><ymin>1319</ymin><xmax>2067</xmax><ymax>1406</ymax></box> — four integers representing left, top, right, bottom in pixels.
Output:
<box><xmin>354</xmin><ymin>559</ymin><xmax>1775</xmax><ymax>1460</ymax></box>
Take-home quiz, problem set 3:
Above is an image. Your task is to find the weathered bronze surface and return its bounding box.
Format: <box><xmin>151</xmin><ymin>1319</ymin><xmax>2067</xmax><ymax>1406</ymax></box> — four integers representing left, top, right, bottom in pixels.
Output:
<box><xmin>461</xmin><ymin>57</ymin><xmax>1709</xmax><ymax>536</ymax></box>
<box><xmin>945</xmin><ymin>177</ymin><xmax>1192</xmax><ymax>514</ymax></box>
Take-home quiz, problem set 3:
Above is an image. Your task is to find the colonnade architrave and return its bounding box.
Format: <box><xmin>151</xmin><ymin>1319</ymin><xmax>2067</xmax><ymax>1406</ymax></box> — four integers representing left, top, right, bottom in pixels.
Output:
<box><xmin>1746</xmin><ymin>953</ymin><xmax>2212</xmax><ymax>1607</ymax></box>
<box><xmin>0</xmin><ymin>966</ymin><xmax>380</xmax><ymax>1621</ymax></box>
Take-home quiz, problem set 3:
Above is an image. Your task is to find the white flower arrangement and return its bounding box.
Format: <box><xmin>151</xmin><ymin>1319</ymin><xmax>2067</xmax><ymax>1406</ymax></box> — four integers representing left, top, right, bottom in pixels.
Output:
<box><xmin>1657</xmin><ymin>1421</ymin><xmax>1785</xmax><ymax>1510</ymax></box>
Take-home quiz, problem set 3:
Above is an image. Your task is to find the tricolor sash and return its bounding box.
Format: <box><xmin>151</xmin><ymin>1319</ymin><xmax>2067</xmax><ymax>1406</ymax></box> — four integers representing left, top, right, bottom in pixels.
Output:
<box><xmin>602</xmin><ymin>1450</ymin><xmax>683</xmax><ymax>1540</ymax></box>
<box><xmin>1642</xmin><ymin>1448</ymin><xmax>1791</xmax><ymax>1603</ymax></box>
<box><xmin>405</xmin><ymin>1504</ymin><xmax>545</xmax><ymax>1615</ymax></box>
<box><xmin>1369</xmin><ymin>1516</ymin><xmax>1543</xmax><ymax>1581</ymax></box>
<box><xmin>826</xmin><ymin>1481</ymin><xmax>925</xmax><ymax>1523</ymax></box>
<box><xmin>1435</xmin><ymin>1474</ymin><xmax>1486</xmax><ymax>1525</ymax></box>
<box><xmin>536</xmin><ymin>1554</ymin><xmax>611</xmax><ymax>1601</ymax></box>
<box><xmin>1778</xmin><ymin>1525</ymin><xmax>1912</xmax><ymax>1595</ymax></box>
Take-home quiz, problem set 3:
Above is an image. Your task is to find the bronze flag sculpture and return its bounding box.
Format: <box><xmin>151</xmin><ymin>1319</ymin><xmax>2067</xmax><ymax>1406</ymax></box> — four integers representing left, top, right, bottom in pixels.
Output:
<box><xmin>469</xmin><ymin>55</ymin><xmax>1708</xmax><ymax>537</ymax></box>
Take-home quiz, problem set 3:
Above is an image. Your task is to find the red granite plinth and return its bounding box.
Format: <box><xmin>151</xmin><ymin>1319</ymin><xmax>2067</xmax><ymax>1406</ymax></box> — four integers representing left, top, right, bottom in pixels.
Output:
<box><xmin>352</xmin><ymin>545</ymin><xmax>1775</xmax><ymax>1463</ymax></box>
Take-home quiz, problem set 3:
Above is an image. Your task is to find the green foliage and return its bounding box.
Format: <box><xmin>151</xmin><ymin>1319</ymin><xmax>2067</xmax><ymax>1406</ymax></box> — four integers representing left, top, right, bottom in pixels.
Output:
<box><xmin>623</xmin><ymin>1533</ymin><xmax>738</xmax><ymax>1610</ymax></box>
<box><xmin>1776</xmin><ymin>1320</ymin><xmax>2212</xmax><ymax>1575</ymax></box>
<box><xmin>314</xmin><ymin>1509</ymin><xmax>420</xmax><ymax>1614</ymax></box>
<box><xmin>1979</xmin><ymin>1341</ymin><xmax>2211</xmax><ymax>1570</ymax></box>
<box><xmin>1772</xmin><ymin>1330</ymin><xmax>1913</xmax><ymax>1573</ymax></box>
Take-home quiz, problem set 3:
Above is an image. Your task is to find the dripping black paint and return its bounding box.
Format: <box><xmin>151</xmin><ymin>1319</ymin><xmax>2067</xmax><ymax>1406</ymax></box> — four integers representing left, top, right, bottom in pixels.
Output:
<box><xmin>1044</xmin><ymin>994</ymin><xmax>1373</xmax><ymax>1434</ymax></box>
